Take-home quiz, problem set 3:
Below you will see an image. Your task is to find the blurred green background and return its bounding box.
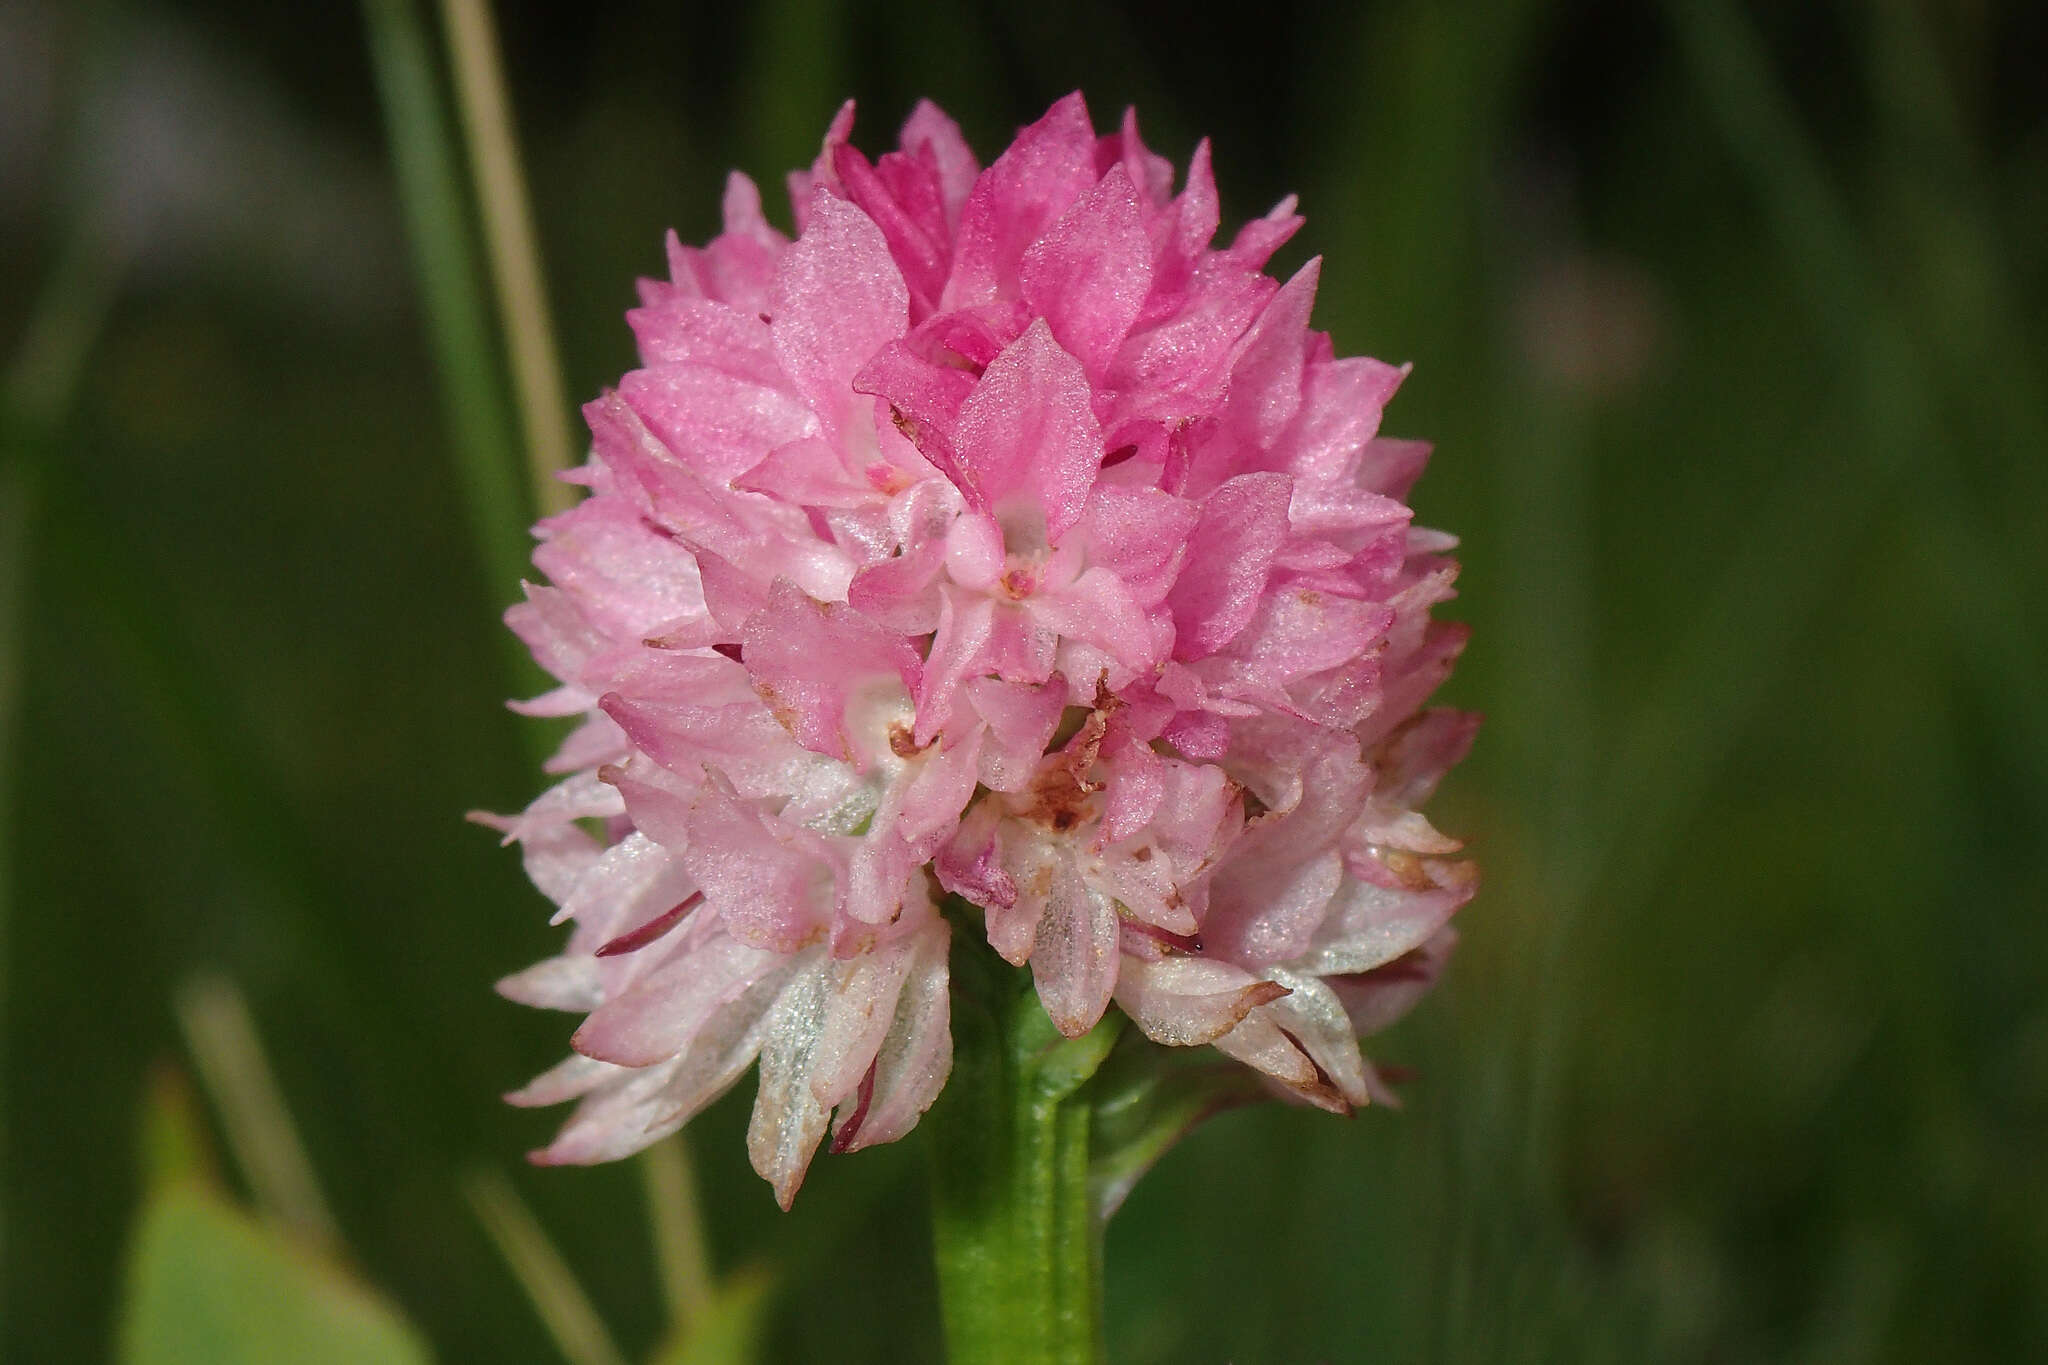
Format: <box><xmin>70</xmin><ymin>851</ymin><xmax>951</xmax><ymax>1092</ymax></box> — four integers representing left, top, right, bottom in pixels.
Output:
<box><xmin>4</xmin><ymin>0</ymin><xmax>2046</xmax><ymax>1360</ymax></box>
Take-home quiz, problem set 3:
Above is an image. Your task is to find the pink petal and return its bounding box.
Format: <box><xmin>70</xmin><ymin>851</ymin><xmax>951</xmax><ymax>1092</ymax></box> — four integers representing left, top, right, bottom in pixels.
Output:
<box><xmin>1293</xmin><ymin>860</ymin><xmax>1478</xmax><ymax>978</ymax></box>
<box><xmin>572</xmin><ymin>926</ymin><xmax>785</xmax><ymax>1068</ymax></box>
<box><xmin>1029</xmin><ymin>566</ymin><xmax>1158</xmax><ymax>673</ymax></box>
<box><xmin>1220</xmin><ymin>257</ymin><xmax>1320</xmax><ymax>451</ymax></box>
<box><xmin>850</xmin><ymin>335</ymin><xmax>977</xmax><ymax>486</ymax></box>
<box><xmin>771</xmin><ymin>191</ymin><xmax>910</xmax><ymax>441</ymax></box>
<box><xmin>834</xmin><ymin>141</ymin><xmax>948</xmax><ymax>314</ymax></box>
<box><xmin>1168</xmin><ymin>472</ymin><xmax>1294</xmax><ymax>658</ymax></box>
<box><xmin>953</xmin><ymin>319</ymin><xmax>1102</xmax><ymax>540</ymax></box>
<box><xmin>1260</xmin><ymin>968</ymin><xmax>1372</xmax><ymax>1106</ymax></box>
<box><xmin>627</xmin><ymin>296</ymin><xmax>782</xmax><ymax>384</ymax></box>
<box><xmin>533</xmin><ymin>497</ymin><xmax>707</xmax><ymax>643</ymax></box>
<box><xmin>1224</xmin><ymin>193</ymin><xmax>1304</xmax><ymax>272</ymax></box>
<box><xmin>1282</xmin><ymin>353</ymin><xmax>1408</xmax><ymax>484</ymax></box>
<box><xmin>914</xmin><ymin>588</ymin><xmax>996</xmax><ymax>744</ymax></box>
<box><xmin>1372</xmin><ymin>708</ymin><xmax>1483</xmax><ymax>807</ymax></box>
<box><xmin>785</xmin><ymin>101</ymin><xmax>856</xmax><ymax>229</ymax></box>
<box><xmin>847</xmin><ymin>533</ymin><xmax>948</xmax><ymax>633</ymax></box>
<box><xmin>495</xmin><ymin>955</ymin><xmax>600</xmax><ymax>1013</ymax></box>
<box><xmin>538</xmin><ymin>963</ymin><xmax>790</xmax><ymax>1165</ymax></box>
<box><xmin>1078</xmin><ymin>484</ymin><xmax>1198</xmax><ymax>605</ymax></box>
<box><xmin>506</xmin><ymin>582</ymin><xmax>607</xmax><ymax>683</ymax></box>
<box><xmin>676</xmin><ymin>787</ymin><xmax>833</xmax><ymax>952</ymax></box>
<box><xmin>1328</xmin><ymin>926</ymin><xmax>1457</xmax><ymax>1036</ymax></box>
<box><xmin>943</xmin><ymin>92</ymin><xmax>1099</xmax><ymax>309</ymax></box>
<box><xmin>549</xmin><ymin>829</ymin><xmax>696</xmax><ymax>934</ymax></box>
<box><xmin>741</xmin><ymin>579</ymin><xmax>921</xmax><ymax>763</ymax></box>
<box><xmin>808</xmin><ymin>931</ymin><xmax>921</xmax><ymax>1108</ymax></box>
<box><xmin>506</xmin><ymin>1054</ymin><xmax>615</xmax><ymax>1109</ymax></box>
<box><xmin>963</xmin><ymin>676</ymin><xmax>1066</xmax><ymax>791</ymax></box>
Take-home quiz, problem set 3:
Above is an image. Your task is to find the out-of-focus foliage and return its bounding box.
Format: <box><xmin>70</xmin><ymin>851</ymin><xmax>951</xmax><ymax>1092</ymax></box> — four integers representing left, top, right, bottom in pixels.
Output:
<box><xmin>2</xmin><ymin>0</ymin><xmax>2044</xmax><ymax>1361</ymax></box>
<box><xmin>121</xmin><ymin>1186</ymin><xmax>435</xmax><ymax>1365</ymax></box>
<box><xmin>116</xmin><ymin>1069</ymin><xmax>434</xmax><ymax>1364</ymax></box>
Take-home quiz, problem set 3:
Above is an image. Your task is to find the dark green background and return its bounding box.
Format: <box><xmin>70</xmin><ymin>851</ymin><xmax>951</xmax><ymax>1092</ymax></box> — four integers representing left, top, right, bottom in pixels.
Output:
<box><xmin>4</xmin><ymin>0</ymin><xmax>2045</xmax><ymax>1359</ymax></box>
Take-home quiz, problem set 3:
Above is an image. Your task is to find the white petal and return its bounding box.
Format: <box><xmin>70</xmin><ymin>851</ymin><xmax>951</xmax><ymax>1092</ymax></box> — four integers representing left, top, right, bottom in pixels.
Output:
<box><xmin>1263</xmin><ymin>968</ymin><xmax>1371</xmax><ymax>1107</ymax></box>
<box><xmin>838</xmin><ymin>920</ymin><xmax>952</xmax><ymax>1151</ymax></box>
<box><xmin>1113</xmin><ymin>955</ymin><xmax>1288</xmax><ymax>1047</ymax></box>
<box><xmin>747</xmin><ymin>952</ymin><xmax>837</xmax><ymax>1208</ymax></box>
<box><xmin>1029</xmin><ymin>860</ymin><xmax>1119</xmax><ymax>1037</ymax></box>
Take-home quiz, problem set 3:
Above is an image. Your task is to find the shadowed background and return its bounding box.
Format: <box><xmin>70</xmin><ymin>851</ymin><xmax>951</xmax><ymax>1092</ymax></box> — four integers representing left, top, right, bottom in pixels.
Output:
<box><xmin>3</xmin><ymin>0</ymin><xmax>2046</xmax><ymax>1360</ymax></box>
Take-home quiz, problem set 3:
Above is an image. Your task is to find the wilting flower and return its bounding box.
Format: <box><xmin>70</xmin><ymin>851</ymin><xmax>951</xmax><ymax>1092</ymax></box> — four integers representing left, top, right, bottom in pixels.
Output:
<box><xmin>482</xmin><ymin>93</ymin><xmax>1477</xmax><ymax>1207</ymax></box>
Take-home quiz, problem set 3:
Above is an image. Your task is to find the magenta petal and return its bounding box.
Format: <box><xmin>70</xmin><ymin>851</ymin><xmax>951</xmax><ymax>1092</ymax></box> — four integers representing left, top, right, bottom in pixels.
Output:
<box><xmin>834</xmin><ymin>141</ymin><xmax>948</xmax><ymax>314</ymax></box>
<box><xmin>1020</xmin><ymin>165</ymin><xmax>1155</xmax><ymax>380</ymax></box>
<box><xmin>898</xmin><ymin>100</ymin><xmax>980</xmax><ymax>231</ymax></box>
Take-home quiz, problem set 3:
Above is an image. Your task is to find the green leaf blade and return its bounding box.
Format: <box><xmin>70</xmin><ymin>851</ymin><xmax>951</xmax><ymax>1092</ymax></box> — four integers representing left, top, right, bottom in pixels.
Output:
<box><xmin>120</xmin><ymin>1184</ymin><xmax>434</xmax><ymax>1365</ymax></box>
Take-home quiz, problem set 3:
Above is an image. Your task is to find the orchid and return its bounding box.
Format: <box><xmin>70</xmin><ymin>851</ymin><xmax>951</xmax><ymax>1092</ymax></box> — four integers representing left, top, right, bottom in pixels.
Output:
<box><xmin>483</xmin><ymin>93</ymin><xmax>1476</xmax><ymax>1262</ymax></box>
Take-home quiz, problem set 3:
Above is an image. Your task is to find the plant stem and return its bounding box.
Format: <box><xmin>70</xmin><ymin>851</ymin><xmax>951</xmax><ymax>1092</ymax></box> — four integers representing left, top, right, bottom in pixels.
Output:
<box><xmin>928</xmin><ymin>943</ymin><xmax>1120</xmax><ymax>1365</ymax></box>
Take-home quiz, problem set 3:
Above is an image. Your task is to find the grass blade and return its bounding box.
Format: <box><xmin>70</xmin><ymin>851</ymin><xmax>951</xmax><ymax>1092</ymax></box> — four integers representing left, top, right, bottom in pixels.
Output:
<box><xmin>437</xmin><ymin>0</ymin><xmax>577</xmax><ymax>517</ymax></box>
<box><xmin>464</xmin><ymin>1170</ymin><xmax>628</xmax><ymax>1365</ymax></box>
<box><xmin>173</xmin><ymin>973</ymin><xmax>341</xmax><ymax>1250</ymax></box>
<box><xmin>360</xmin><ymin>0</ymin><xmax>532</xmax><ymax>600</ymax></box>
<box><xmin>640</xmin><ymin>1134</ymin><xmax>716</xmax><ymax>1331</ymax></box>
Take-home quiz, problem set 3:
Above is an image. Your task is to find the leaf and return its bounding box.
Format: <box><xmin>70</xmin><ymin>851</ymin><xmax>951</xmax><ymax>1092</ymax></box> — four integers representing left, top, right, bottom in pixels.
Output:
<box><xmin>648</xmin><ymin>1266</ymin><xmax>777</xmax><ymax>1365</ymax></box>
<box><xmin>1087</xmin><ymin>1062</ymin><xmax>1266</xmax><ymax>1221</ymax></box>
<box><xmin>118</xmin><ymin>1182</ymin><xmax>434</xmax><ymax>1365</ymax></box>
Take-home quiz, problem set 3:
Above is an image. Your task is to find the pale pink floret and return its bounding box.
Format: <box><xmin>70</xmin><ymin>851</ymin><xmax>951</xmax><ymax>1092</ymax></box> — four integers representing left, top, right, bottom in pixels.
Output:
<box><xmin>486</xmin><ymin>93</ymin><xmax>1476</xmax><ymax>1205</ymax></box>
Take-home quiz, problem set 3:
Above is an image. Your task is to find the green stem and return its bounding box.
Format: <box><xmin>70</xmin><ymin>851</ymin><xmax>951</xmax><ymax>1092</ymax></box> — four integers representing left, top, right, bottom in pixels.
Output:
<box><xmin>929</xmin><ymin>942</ymin><xmax>1120</xmax><ymax>1365</ymax></box>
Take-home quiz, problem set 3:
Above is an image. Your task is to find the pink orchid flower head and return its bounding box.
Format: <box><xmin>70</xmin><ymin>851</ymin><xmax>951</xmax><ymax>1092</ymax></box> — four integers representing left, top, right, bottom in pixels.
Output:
<box><xmin>482</xmin><ymin>93</ymin><xmax>1477</xmax><ymax>1209</ymax></box>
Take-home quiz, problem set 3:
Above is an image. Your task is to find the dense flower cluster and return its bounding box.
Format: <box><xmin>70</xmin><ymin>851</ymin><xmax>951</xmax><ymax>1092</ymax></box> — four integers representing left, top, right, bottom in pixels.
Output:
<box><xmin>484</xmin><ymin>94</ymin><xmax>1476</xmax><ymax>1207</ymax></box>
